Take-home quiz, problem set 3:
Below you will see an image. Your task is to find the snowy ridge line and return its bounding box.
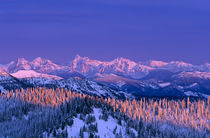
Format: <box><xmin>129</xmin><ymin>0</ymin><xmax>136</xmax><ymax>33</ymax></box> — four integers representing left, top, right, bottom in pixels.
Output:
<box><xmin>0</xmin><ymin>55</ymin><xmax>209</xmax><ymax>80</ymax></box>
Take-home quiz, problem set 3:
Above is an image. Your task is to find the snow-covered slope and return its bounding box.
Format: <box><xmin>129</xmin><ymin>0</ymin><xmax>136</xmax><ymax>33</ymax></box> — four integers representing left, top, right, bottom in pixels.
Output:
<box><xmin>94</xmin><ymin>73</ymin><xmax>142</xmax><ymax>88</ymax></box>
<box><xmin>11</xmin><ymin>70</ymin><xmax>63</xmax><ymax>80</ymax></box>
<box><xmin>65</xmin><ymin>108</ymin><xmax>137</xmax><ymax>138</ymax></box>
<box><xmin>165</xmin><ymin>61</ymin><xmax>195</xmax><ymax>72</ymax></box>
<box><xmin>174</xmin><ymin>71</ymin><xmax>210</xmax><ymax>79</ymax></box>
<box><xmin>0</xmin><ymin>71</ymin><xmax>11</xmax><ymax>79</ymax></box>
<box><xmin>63</xmin><ymin>78</ymin><xmax>132</xmax><ymax>99</ymax></box>
<box><xmin>158</xmin><ymin>82</ymin><xmax>171</xmax><ymax>88</ymax></box>
<box><xmin>5</xmin><ymin>74</ymin><xmax>132</xmax><ymax>99</ymax></box>
<box><xmin>0</xmin><ymin>71</ymin><xmax>23</xmax><ymax>90</ymax></box>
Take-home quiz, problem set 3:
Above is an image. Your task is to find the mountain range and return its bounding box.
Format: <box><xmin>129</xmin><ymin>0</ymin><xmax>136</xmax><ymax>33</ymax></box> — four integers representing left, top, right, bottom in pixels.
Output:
<box><xmin>0</xmin><ymin>55</ymin><xmax>209</xmax><ymax>99</ymax></box>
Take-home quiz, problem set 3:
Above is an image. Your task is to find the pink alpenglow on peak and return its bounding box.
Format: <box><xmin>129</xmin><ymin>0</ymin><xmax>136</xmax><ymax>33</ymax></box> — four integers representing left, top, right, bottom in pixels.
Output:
<box><xmin>8</xmin><ymin>58</ymin><xmax>31</xmax><ymax>73</ymax></box>
<box><xmin>111</xmin><ymin>57</ymin><xmax>137</xmax><ymax>71</ymax></box>
<box><xmin>0</xmin><ymin>55</ymin><xmax>209</xmax><ymax>79</ymax></box>
<box><xmin>31</xmin><ymin>57</ymin><xmax>62</xmax><ymax>73</ymax></box>
<box><xmin>72</xmin><ymin>55</ymin><xmax>103</xmax><ymax>67</ymax></box>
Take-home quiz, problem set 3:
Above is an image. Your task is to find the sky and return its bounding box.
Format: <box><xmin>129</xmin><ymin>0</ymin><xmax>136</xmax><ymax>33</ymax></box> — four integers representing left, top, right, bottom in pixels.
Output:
<box><xmin>0</xmin><ymin>0</ymin><xmax>209</xmax><ymax>65</ymax></box>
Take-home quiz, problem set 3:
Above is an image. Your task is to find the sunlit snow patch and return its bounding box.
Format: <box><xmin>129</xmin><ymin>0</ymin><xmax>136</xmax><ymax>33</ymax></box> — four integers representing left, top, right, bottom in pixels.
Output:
<box><xmin>158</xmin><ymin>82</ymin><xmax>171</xmax><ymax>88</ymax></box>
<box><xmin>184</xmin><ymin>91</ymin><xmax>198</xmax><ymax>97</ymax></box>
<box><xmin>67</xmin><ymin>118</ymin><xmax>85</xmax><ymax>137</ymax></box>
<box><xmin>186</xmin><ymin>83</ymin><xmax>198</xmax><ymax>88</ymax></box>
<box><xmin>66</xmin><ymin>108</ymin><xmax>137</xmax><ymax>137</ymax></box>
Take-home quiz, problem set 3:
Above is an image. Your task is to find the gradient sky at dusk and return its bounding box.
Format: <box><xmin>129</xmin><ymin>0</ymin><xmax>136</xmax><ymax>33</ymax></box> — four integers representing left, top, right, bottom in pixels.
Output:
<box><xmin>0</xmin><ymin>0</ymin><xmax>209</xmax><ymax>65</ymax></box>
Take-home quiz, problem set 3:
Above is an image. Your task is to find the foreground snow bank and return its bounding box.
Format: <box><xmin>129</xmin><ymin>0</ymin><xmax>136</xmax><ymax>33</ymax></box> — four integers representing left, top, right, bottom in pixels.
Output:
<box><xmin>65</xmin><ymin>108</ymin><xmax>137</xmax><ymax>138</ymax></box>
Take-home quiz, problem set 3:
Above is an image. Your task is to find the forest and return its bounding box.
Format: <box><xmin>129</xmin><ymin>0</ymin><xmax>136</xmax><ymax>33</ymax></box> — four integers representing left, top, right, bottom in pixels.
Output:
<box><xmin>0</xmin><ymin>87</ymin><xmax>209</xmax><ymax>137</ymax></box>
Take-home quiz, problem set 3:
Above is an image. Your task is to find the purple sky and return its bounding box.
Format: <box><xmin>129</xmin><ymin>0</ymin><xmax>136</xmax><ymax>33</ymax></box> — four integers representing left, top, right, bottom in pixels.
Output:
<box><xmin>0</xmin><ymin>0</ymin><xmax>209</xmax><ymax>65</ymax></box>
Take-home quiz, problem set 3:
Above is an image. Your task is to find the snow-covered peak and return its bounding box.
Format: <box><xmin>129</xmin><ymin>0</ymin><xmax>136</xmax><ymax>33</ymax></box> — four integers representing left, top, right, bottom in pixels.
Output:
<box><xmin>111</xmin><ymin>57</ymin><xmax>137</xmax><ymax>70</ymax></box>
<box><xmin>32</xmin><ymin>57</ymin><xmax>57</xmax><ymax>65</ymax></box>
<box><xmin>71</xmin><ymin>56</ymin><xmax>151</xmax><ymax>78</ymax></box>
<box><xmin>17</xmin><ymin>58</ymin><xmax>28</xmax><ymax>64</ymax></box>
<box><xmin>30</xmin><ymin>57</ymin><xmax>62</xmax><ymax>73</ymax></box>
<box><xmin>112</xmin><ymin>57</ymin><xmax>133</xmax><ymax>63</ymax></box>
<box><xmin>32</xmin><ymin>57</ymin><xmax>46</xmax><ymax>67</ymax></box>
<box><xmin>32</xmin><ymin>57</ymin><xmax>46</xmax><ymax>63</ymax></box>
<box><xmin>71</xmin><ymin>55</ymin><xmax>103</xmax><ymax>74</ymax></box>
<box><xmin>74</xmin><ymin>54</ymin><xmax>81</xmax><ymax>59</ymax></box>
<box><xmin>11</xmin><ymin>70</ymin><xmax>63</xmax><ymax>80</ymax></box>
<box><xmin>8</xmin><ymin>58</ymin><xmax>31</xmax><ymax>73</ymax></box>
<box><xmin>73</xmin><ymin>55</ymin><xmax>102</xmax><ymax>65</ymax></box>
<box><xmin>148</xmin><ymin>60</ymin><xmax>168</xmax><ymax>68</ymax></box>
<box><xmin>12</xmin><ymin>58</ymin><xmax>30</xmax><ymax>67</ymax></box>
<box><xmin>73</xmin><ymin>55</ymin><xmax>91</xmax><ymax>63</ymax></box>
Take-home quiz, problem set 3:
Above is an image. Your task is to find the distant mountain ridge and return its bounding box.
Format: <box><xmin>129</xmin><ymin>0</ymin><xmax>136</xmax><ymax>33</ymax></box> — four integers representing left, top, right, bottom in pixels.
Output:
<box><xmin>0</xmin><ymin>55</ymin><xmax>209</xmax><ymax>79</ymax></box>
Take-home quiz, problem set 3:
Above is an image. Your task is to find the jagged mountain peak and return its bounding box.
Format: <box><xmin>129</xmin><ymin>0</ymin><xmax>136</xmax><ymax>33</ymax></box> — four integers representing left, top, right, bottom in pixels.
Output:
<box><xmin>73</xmin><ymin>54</ymin><xmax>91</xmax><ymax>62</ymax></box>
<box><xmin>74</xmin><ymin>54</ymin><xmax>83</xmax><ymax>60</ymax></box>
<box><xmin>74</xmin><ymin>54</ymin><xmax>81</xmax><ymax>59</ymax></box>
<box><xmin>72</xmin><ymin>55</ymin><xmax>102</xmax><ymax>69</ymax></box>
<box><xmin>112</xmin><ymin>57</ymin><xmax>136</xmax><ymax>64</ymax></box>
<box><xmin>32</xmin><ymin>57</ymin><xmax>46</xmax><ymax>62</ymax></box>
<box><xmin>16</xmin><ymin>58</ymin><xmax>29</xmax><ymax>64</ymax></box>
<box><xmin>73</xmin><ymin>55</ymin><xmax>91</xmax><ymax>64</ymax></box>
<box><xmin>113</xmin><ymin>57</ymin><xmax>133</xmax><ymax>62</ymax></box>
<box><xmin>31</xmin><ymin>57</ymin><xmax>63</xmax><ymax>74</ymax></box>
<box><xmin>5</xmin><ymin>57</ymin><xmax>63</xmax><ymax>74</ymax></box>
<box><xmin>8</xmin><ymin>58</ymin><xmax>31</xmax><ymax>73</ymax></box>
<box><xmin>31</xmin><ymin>57</ymin><xmax>55</xmax><ymax>66</ymax></box>
<box><xmin>8</xmin><ymin>57</ymin><xmax>30</xmax><ymax>66</ymax></box>
<box><xmin>110</xmin><ymin>57</ymin><xmax>137</xmax><ymax>71</ymax></box>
